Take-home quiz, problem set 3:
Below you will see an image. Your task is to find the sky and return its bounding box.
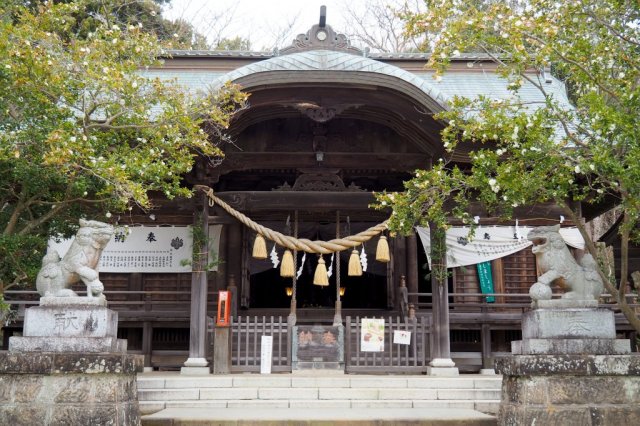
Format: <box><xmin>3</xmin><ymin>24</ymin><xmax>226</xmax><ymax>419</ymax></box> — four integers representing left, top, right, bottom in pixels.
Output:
<box><xmin>163</xmin><ymin>0</ymin><xmax>353</xmax><ymax>51</ymax></box>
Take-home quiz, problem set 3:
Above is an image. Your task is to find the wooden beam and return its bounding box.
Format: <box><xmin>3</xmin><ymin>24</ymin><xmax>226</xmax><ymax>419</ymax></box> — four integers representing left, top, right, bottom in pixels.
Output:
<box><xmin>214</xmin><ymin>152</ymin><xmax>431</xmax><ymax>174</ymax></box>
<box><xmin>216</xmin><ymin>191</ymin><xmax>379</xmax><ymax>212</ymax></box>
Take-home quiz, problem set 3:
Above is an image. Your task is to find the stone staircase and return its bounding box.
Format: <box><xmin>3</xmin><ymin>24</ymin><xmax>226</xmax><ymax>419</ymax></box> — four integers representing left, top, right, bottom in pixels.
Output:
<box><xmin>138</xmin><ymin>372</ymin><xmax>501</xmax><ymax>423</ymax></box>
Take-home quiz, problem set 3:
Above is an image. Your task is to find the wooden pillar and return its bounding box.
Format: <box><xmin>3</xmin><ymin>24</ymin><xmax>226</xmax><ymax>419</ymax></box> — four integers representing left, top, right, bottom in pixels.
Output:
<box><xmin>492</xmin><ymin>258</ymin><xmax>505</xmax><ymax>305</ymax></box>
<box><xmin>480</xmin><ymin>323</ymin><xmax>495</xmax><ymax>373</ymax></box>
<box><xmin>227</xmin><ymin>223</ymin><xmax>243</xmax><ymax>310</ymax></box>
<box><xmin>406</xmin><ymin>233</ymin><xmax>419</xmax><ymax>306</ymax></box>
<box><xmin>142</xmin><ymin>321</ymin><xmax>152</xmax><ymax>370</ymax></box>
<box><xmin>391</xmin><ymin>236</ymin><xmax>407</xmax><ymax>309</ymax></box>
<box><xmin>181</xmin><ymin>196</ymin><xmax>210</xmax><ymax>375</ymax></box>
<box><xmin>428</xmin><ymin>223</ymin><xmax>458</xmax><ymax>376</ymax></box>
<box><xmin>211</xmin><ymin>221</ymin><xmax>227</xmax><ymax>293</ymax></box>
<box><xmin>212</xmin><ymin>327</ymin><xmax>231</xmax><ymax>374</ymax></box>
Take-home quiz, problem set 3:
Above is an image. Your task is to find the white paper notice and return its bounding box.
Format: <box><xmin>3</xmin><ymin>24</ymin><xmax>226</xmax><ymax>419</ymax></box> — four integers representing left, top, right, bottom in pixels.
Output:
<box><xmin>393</xmin><ymin>330</ymin><xmax>412</xmax><ymax>345</ymax></box>
<box><xmin>260</xmin><ymin>336</ymin><xmax>273</xmax><ymax>374</ymax></box>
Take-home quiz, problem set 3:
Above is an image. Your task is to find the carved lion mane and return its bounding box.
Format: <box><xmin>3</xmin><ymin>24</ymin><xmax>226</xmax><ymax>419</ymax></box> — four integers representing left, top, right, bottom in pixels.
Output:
<box><xmin>36</xmin><ymin>219</ymin><xmax>114</xmax><ymax>299</ymax></box>
<box><xmin>527</xmin><ymin>224</ymin><xmax>603</xmax><ymax>303</ymax></box>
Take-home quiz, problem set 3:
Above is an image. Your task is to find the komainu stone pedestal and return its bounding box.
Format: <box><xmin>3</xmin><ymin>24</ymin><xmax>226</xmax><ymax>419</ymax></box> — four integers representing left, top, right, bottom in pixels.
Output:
<box><xmin>497</xmin><ymin>307</ymin><xmax>640</xmax><ymax>425</ymax></box>
<box><xmin>1</xmin><ymin>299</ymin><xmax>143</xmax><ymax>425</ymax></box>
<box><xmin>0</xmin><ymin>352</ymin><xmax>143</xmax><ymax>425</ymax></box>
<box><xmin>512</xmin><ymin>307</ymin><xmax>631</xmax><ymax>356</ymax></box>
<box><xmin>496</xmin><ymin>354</ymin><xmax>640</xmax><ymax>425</ymax></box>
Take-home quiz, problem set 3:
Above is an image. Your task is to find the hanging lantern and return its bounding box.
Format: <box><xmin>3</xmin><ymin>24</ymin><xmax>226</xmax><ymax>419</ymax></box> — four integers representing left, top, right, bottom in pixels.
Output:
<box><xmin>285</xmin><ymin>287</ymin><xmax>293</xmax><ymax>297</ymax></box>
<box><xmin>375</xmin><ymin>235</ymin><xmax>390</xmax><ymax>263</ymax></box>
<box><xmin>280</xmin><ymin>249</ymin><xmax>295</xmax><ymax>277</ymax></box>
<box><xmin>252</xmin><ymin>234</ymin><xmax>268</xmax><ymax>259</ymax></box>
<box><xmin>339</xmin><ymin>286</ymin><xmax>346</xmax><ymax>297</ymax></box>
<box><xmin>313</xmin><ymin>256</ymin><xmax>329</xmax><ymax>286</ymax></box>
<box><xmin>348</xmin><ymin>249</ymin><xmax>363</xmax><ymax>276</ymax></box>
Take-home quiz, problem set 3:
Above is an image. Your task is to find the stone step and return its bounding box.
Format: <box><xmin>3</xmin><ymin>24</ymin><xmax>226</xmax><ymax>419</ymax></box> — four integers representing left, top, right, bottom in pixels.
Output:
<box><xmin>138</xmin><ymin>387</ymin><xmax>501</xmax><ymax>402</ymax></box>
<box><xmin>141</xmin><ymin>398</ymin><xmax>500</xmax><ymax>411</ymax></box>
<box><xmin>137</xmin><ymin>373</ymin><xmax>503</xmax><ymax>418</ymax></box>
<box><xmin>141</xmin><ymin>407</ymin><xmax>498</xmax><ymax>426</ymax></box>
<box><xmin>138</xmin><ymin>374</ymin><xmax>502</xmax><ymax>390</ymax></box>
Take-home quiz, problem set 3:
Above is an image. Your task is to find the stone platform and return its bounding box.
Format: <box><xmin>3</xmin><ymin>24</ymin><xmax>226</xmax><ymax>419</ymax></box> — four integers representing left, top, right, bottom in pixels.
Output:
<box><xmin>496</xmin><ymin>354</ymin><xmax>640</xmax><ymax>425</ymax></box>
<box><xmin>9</xmin><ymin>336</ymin><xmax>127</xmax><ymax>353</ymax></box>
<box><xmin>521</xmin><ymin>307</ymin><xmax>615</xmax><ymax>339</ymax></box>
<box><xmin>22</xmin><ymin>302</ymin><xmax>118</xmax><ymax>338</ymax></box>
<box><xmin>0</xmin><ymin>352</ymin><xmax>143</xmax><ymax>425</ymax></box>
<box><xmin>512</xmin><ymin>307</ymin><xmax>631</xmax><ymax>356</ymax></box>
<box><xmin>1</xmin><ymin>298</ymin><xmax>141</xmax><ymax>425</ymax></box>
<box><xmin>9</xmin><ymin>303</ymin><xmax>127</xmax><ymax>353</ymax></box>
<box><xmin>498</xmin><ymin>306</ymin><xmax>639</xmax><ymax>425</ymax></box>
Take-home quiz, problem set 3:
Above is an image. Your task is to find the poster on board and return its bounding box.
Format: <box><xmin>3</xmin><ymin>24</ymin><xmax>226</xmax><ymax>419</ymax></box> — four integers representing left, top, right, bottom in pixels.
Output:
<box><xmin>360</xmin><ymin>318</ymin><xmax>385</xmax><ymax>352</ymax></box>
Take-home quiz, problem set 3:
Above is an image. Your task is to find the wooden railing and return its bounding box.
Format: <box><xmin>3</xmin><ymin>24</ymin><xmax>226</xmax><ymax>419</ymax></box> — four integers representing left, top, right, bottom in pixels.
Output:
<box><xmin>405</xmin><ymin>291</ymin><xmax>640</xmax><ymax>317</ymax></box>
<box><xmin>344</xmin><ymin>315</ymin><xmax>430</xmax><ymax>374</ymax></box>
<box><xmin>229</xmin><ymin>315</ymin><xmax>291</xmax><ymax>373</ymax></box>
<box><xmin>2</xmin><ymin>289</ymin><xmax>219</xmax><ymax>321</ymax></box>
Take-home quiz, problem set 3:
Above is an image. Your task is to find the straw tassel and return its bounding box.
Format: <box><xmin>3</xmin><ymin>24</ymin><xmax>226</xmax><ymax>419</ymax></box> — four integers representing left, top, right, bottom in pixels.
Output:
<box><xmin>348</xmin><ymin>249</ymin><xmax>363</xmax><ymax>276</ymax></box>
<box><xmin>313</xmin><ymin>256</ymin><xmax>329</xmax><ymax>286</ymax></box>
<box><xmin>375</xmin><ymin>235</ymin><xmax>390</xmax><ymax>262</ymax></box>
<box><xmin>252</xmin><ymin>234</ymin><xmax>267</xmax><ymax>259</ymax></box>
<box><xmin>280</xmin><ymin>249</ymin><xmax>295</xmax><ymax>277</ymax></box>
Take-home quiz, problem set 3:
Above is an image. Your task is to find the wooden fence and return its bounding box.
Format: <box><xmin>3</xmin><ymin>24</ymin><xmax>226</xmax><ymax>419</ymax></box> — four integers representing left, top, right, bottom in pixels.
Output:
<box><xmin>229</xmin><ymin>315</ymin><xmax>291</xmax><ymax>373</ymax></box>
<box><xmin>344</xmin><ymin>316</ymin><xmax>430</xmax><ymax>374</ymax></box>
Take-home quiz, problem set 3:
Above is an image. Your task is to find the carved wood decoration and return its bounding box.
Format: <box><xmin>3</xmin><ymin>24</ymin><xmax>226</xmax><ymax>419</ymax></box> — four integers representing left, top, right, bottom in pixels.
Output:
<box><xmin>286</xmin><ymin>103</ymin><xmax>361</xmax><ymax>123</ymax></box>
<box><xmin>279</xmin><ymin>23</ymin><xmax>364</xmax><ymax>56</ymax></box>
<box><xmin>272</xmin><ymin>170</ymin><xmax>364</xmax><ymax>192</ymax></box>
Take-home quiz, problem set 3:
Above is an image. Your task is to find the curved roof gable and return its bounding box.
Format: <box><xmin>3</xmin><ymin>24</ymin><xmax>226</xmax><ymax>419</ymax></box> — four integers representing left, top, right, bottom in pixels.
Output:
<box><xmin>210</xmin><ymin>49</ymin><xmax>450</xmax><ymax>113</ymax></box>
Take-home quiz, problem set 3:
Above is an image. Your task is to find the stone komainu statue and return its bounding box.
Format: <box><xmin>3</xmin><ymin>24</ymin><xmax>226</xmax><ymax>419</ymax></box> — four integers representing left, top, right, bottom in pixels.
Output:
<box><xmin>527</xmin><ymin>224</ymin><xmax>603</xmax><ymax>302</ymax></box>
<box><xmin>36</xmin><ymin>219</ymin><xmax>114</xmax><ymax>299</ymax></box>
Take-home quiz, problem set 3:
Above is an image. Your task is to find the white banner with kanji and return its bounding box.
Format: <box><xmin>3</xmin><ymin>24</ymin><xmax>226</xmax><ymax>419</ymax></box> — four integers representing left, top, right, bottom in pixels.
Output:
<box><xmin>417</xmin><ymin>226</ymin><xmax>585</xmax><ymax>269</ymax></box>
<box><xmin>49</xmin><ymin>226</ymin><xmax>193</xmax><ymax>273</ymax></box>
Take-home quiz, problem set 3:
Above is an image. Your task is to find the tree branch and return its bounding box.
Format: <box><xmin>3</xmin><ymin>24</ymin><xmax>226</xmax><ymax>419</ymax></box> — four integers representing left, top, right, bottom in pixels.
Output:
<box><xmin>523</xmin><ymin>32</ymin><xmax>623</xmax><ymax>106</ymax></box>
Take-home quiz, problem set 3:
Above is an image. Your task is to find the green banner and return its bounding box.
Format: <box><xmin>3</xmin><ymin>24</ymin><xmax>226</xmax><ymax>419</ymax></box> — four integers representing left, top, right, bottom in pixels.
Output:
<box><xmin>476</xmin><ymin>261</ymin><xmax>495</xmax><ymax>303</ymax></box>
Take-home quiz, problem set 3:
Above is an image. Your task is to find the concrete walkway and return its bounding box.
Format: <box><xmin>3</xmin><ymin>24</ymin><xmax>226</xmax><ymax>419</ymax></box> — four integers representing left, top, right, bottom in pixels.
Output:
<box><xmin>142</xmin><ymin>407</ymin><xmax>497</xmax><ymax>425</ymax></box>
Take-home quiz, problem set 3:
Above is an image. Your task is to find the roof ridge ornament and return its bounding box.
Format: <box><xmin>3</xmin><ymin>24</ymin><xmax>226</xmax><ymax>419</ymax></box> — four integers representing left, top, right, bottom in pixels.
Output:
<box><xmin>278</xmin><ymin>6</ymin><xmax>363</xmax><ymax>56</ymax></box>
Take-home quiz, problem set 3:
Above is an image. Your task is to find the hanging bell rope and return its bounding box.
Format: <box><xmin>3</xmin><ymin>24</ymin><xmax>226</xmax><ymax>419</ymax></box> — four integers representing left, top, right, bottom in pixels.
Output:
<box><xmin>252</xmin><ymin>233</ymin><xmax>268</xmax><ymax>259</ymax></box>
<box><xmin>348</xmin><ymin>249</ymin><xmax>363</xmax><ymax>276</ymax></box>
<box><xmin>197</xmin><ymin>185</ymin><xmax>388</xmax><ymax>255</ymax></box>
<box><xmin>313</xmin><ymin>256</ymin><xmax>329</xmax><ymax>286</ymax></box>
<box><xmin>280</xmin><ymin>249</ymin><xmax>295</xmax><ymax>278</ymax></box>
<box><xmin>376</xmin><ymin>235</ymin><xmax>390</xmax><ymax>262</ymax></box>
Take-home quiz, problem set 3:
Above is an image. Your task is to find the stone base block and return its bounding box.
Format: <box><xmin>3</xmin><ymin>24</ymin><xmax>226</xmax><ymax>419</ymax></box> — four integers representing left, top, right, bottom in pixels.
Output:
<box><xmin>180</xmin><ymin>366</ymin><xmax>211</xmax><ymax>376</ymax></box>
<box><xmin>534</xmin><ymin>299</ymin><xmax>598</xmax><ymax>309</ymax></box>
<box><xmin>427</xmin><ymin>358</ymin><xmax>459</xmax><ymax>376</ymax></box>
<box><xmin>522</xmin><ymin>308</ymin><xmax>616</xmax><ymax>340</ymax></box>
<box><xmin>8</xmin><ymin>336</ymin><xmax>127</xmax><ymax>353</ymax></box>
<box><xmin>40</xmin><ymin>296</ymin><xmax>107</xmax><ymax>307</ymax></box>
<box><xmin>22</xmin><ymin>305</ymin><xmax>118</xmax><ymax>338</ymax></box>
<box><xmin>496</xmin><ymin>354</ymin><xmax>640</xmax><ymax>426</ymax></box>
<box><xmin>512</xmin><ymin>338</ymin><xmax>631</xmax><ymax>355</ymax></box>
<box><xmin>426</xmin><ymin>366</ymin><xmax>460</xmax><ymax>376</ymax></box>
<box><xmin>0</xmin><ymin>352</ymin><xmax>143</xmax><ymax>426</ymax></box>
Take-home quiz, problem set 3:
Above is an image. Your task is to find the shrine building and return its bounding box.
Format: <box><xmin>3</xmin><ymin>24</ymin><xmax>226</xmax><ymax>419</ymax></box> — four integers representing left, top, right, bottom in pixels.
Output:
<box><xmin>3</xmin><ymin>15</ymin><xmax>635</xmax><ymax>374</ymax></box>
